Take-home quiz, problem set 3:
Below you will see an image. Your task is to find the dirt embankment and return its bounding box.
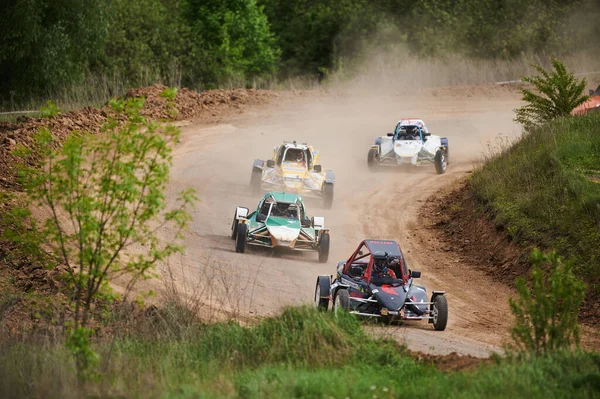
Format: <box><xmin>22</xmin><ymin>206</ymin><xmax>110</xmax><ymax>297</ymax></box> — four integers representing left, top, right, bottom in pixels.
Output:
<box><xmin>422</xmin><ymin>179</ymin><xmax>600</xmax><ymax>327</ymax></box>
<box><xmin>421</xmin><ymin>181</ymin><xmax>530</xmax><ymax>286</ymax></box>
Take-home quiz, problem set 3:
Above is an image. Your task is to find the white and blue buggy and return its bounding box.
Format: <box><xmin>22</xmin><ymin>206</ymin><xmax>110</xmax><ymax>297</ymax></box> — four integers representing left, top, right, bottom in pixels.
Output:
<box><xmin>367</xmin><ymin>119</ymin><xmax>449</xmax><ymax>174</ymax></box>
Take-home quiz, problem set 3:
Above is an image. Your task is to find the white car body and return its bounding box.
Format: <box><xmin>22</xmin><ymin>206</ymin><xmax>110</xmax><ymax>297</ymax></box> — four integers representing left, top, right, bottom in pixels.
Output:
<box><xmin>368</xmin><ymin>119</ymin><xmax>449</xmax><ymax>173</ymax></box>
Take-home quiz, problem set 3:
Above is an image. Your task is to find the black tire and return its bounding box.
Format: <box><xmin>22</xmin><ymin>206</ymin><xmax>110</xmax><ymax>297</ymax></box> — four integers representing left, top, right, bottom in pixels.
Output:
<box><xmin>250</xmin><ymin>168</ymin><xmax>262</xmax><ymax>195</ymax></box>
<box><xmin>235</xmin><ymin>223</ymin><xmax>247</xmax><ymax>253</ymax></box>
<box><xmin>314</xmin><ymin>277</ymin><xmax>330</xmax><ymax>311</ymax></box>
<box><xmin>334</xmin><ymin>289</ymin><xmax>350</xmax><ymax>312</ymax></box>
<box><xmin>432</xmin><ymin>295</ymin><xmax>448</xmax><ymax>331</ymax></box>
<box><xmin>434</xmin><ymin>149</ymin><xmax>447</xmax><ymax>174</ymax></box>
<box><xmin>318</xmin><ymin>232</ymin><xmax>330</xmax><ymax>263</ymax></box>
<box><xmin>231</xmin><ymin>217</ymin><xmax>238</xmax><ymax>240</ymax></box>
<box><xmin>367</xmin><ymin>148</ymin><xmax>379</xmax><ymax>172</ymax></box>
<box><xmin>323</xmin><ymin>184</ymin><xmax>334</xmax><ymax>209</ymax></box>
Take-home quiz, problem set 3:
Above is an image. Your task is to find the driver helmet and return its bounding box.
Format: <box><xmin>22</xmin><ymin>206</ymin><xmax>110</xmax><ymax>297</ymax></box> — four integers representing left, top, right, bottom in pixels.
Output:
<box><xmin>284</xmin><ymin>204</ymin><xmax>298</xmax><ymax>219</ymax></box>
<box><xmin>373</xmin><ymin>258</ymin><xmax>387</xmax><ymax>275</ymax></box>
<box><xmin>387</xmin><ymin>256</ymin><xmax>400</xmax><ymax>268</ymax></box>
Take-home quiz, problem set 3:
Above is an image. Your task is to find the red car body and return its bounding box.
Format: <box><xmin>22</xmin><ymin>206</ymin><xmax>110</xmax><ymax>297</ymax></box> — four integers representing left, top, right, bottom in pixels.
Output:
<box><xmin>572</xmin><ymin>85</ymin><xmax>600</xmax><ymax>115</ymax></box>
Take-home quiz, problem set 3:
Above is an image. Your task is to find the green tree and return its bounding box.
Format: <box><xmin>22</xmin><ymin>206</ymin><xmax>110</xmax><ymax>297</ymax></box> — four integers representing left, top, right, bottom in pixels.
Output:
<box><xmin>509</xmin><ymin>249</ymin><xmax>586</xmax><ymax>355</ymax></box>
<box><xmin>405</xmin><ymin>0</ymin><xmax>578</xmax><ymax>58</ymax></box>
<box><xmin>0</xmin><ymin>0</ymin><xmax>109</xmax><ymax>103</ymax></box>
<box><xmin>181</xmin><ymin>0</ymin><xmax>279</xmax><ymax>87</ymax></box>
<box><xmin>102</xmin><ymin>0</ymin><xmax>188</xmax><ymax>87</ymax></box>
<box><xmin>259</xmin><ymin>0</ymin><xmax>382</xmax><ymax>78</ymax></box>
<box><xmin>15</xmin><ymin>94</ymin><xmax>197</xmax><ymax>374</ymax></box>
<box><xmin>515</xmin><ymin>59</ymin><xmax>589</xmax><ymax>128</ymax></box>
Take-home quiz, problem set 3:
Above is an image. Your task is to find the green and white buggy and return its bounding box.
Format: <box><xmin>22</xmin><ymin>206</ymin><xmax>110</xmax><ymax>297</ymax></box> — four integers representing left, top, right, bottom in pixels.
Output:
<box><xmin>231</xmin><ymin>192</ymin><xmax>330</xmax><ymax>263</ymax></box>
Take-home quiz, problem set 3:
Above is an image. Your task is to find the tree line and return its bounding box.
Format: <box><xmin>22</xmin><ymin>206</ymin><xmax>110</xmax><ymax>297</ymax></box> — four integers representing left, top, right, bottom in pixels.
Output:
<box><xmin>1</xmin><ymin>0</ymin><xmax>599</xmax><ymax>106</ymax></box>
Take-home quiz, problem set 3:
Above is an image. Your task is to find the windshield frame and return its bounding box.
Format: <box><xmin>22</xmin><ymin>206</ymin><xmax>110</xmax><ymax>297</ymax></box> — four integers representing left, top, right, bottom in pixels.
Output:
<box><xmin>282</xmin><ymin>147</ymin><xmax>309</xmax><ymax>167</ymax></box>
<box><xmin>267</xmin><ymin>201</ymin><xmax>300</xmax><ymax>221</ymax></box>
<box><xmin>394</xmin><ymin>125</ymin><xmax>423</xmax><ymax>142</ymax></box>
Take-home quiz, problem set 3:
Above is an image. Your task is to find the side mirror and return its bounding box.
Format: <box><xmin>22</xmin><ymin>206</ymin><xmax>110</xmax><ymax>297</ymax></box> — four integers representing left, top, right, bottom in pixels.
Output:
<box><xmin>301</xmin><ymin>217</ymin><xmax>311</xmax><ymax>227</ymax></box>
<box><xmin>256</xmin><ymin>213</ymin><xmax>267</xmax><ymax>223</ymax></box>
<box><xmin>314</xmin><ymin>164</ymin><xmax>322</xmax><ymax>173</ymax></box>
<box><xmin>358</xmin><ymin>250</ymin><xmax>363</xmax><ymax>256</ymax></box>
<box><xmin>266</xmin><ymin>159</ymin><xmax>275</xmax><ymax>168</ymax></box>
<box><xmin>386</xmin><ymin>132</ymin><xmax>394</xmax><ymax>137</ymax></box>
<box><xmin>410</xmin><ymin>270</ymin><xmax>421</xmax><ymax>279</ymax></box>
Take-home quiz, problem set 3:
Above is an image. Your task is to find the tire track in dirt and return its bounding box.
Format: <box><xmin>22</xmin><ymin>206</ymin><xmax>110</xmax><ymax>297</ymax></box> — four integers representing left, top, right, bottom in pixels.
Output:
<box><xmin>151</xmin><ymin>87</ymin><xmax>527</xmax><ymax>356</ymax></box>
<box><xmin>356</xmin><ymin>165</ymin><xmax>514</xmax><ymax>354</ymax></box>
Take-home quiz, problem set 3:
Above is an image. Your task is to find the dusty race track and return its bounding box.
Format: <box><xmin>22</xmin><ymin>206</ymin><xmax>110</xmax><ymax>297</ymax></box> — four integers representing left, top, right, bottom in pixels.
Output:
<box><xmin>155</xmin><ymin>87</ymin><xmax>526</xmax><ymax>357</ymax></box>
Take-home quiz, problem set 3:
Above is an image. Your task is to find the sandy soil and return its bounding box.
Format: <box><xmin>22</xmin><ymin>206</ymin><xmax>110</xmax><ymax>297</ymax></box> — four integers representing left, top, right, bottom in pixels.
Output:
<box><xmin>154</xmin><ymin>86</ymin><xmax>527</xmax><ymax>357</ymax></box>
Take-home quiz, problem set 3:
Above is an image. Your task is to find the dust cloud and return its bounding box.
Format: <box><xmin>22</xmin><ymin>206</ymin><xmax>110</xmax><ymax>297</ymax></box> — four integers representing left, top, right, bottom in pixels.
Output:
<box><xmin>146</xmin><ymin>54</ymin><xmax>529</xmax><ymax>355</ymax></box>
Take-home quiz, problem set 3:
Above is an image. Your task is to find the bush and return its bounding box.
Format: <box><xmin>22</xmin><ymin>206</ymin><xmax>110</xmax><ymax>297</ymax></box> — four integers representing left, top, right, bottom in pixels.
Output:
<box><xmin>509</xmin><ymin>249</ymin><xmax>586</xmax><ymax>354</ymax></box>
<box><xmin>515</xmin><ymin>59</ymin><xmax>588</xmax><ymax>129</ymax></box>
<box><xmin>11</xmin><ymin>97</ymin><xmax>197</xmax><ymax>377</ymax></box>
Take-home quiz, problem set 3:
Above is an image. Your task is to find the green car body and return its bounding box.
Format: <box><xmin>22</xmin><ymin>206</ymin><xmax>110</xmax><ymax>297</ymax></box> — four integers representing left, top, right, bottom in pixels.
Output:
<box><xmin>231</xmin><ymin>192</ymin><xmax>330</xmax><ymax>263</ymax></box>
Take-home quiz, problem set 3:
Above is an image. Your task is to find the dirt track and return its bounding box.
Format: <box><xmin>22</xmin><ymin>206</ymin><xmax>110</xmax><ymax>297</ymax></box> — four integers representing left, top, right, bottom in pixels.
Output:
<box><xmin>157</xmin><ymin>87</ymin><xmax>525</xmax><ymax>357</ymax></box>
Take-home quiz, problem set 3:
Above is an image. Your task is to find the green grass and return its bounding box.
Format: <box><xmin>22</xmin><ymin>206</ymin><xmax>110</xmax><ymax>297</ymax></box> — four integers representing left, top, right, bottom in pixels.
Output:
<box><xmin>1</xmin><ymin>307</ymin><xmax>599</xmax><ymax>398</ymax></box>
<box><xmin>0</xmin><ymin>111</ymin><xmax>42</xmax><ymax>123</ymax></box>
<box><xmin>471</xmin><ymin>113</ymin><xmax>600</xmax><ymax>292</ymax></box>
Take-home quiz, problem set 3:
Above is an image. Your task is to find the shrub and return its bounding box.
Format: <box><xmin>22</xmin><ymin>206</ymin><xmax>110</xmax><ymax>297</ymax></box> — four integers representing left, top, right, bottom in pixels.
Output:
<box><xmin>13</xmin><ymin>97</ymin><xmax>197</xmax><ymax>377</ymax></box>
<box><xmin>509</xmin><ymin>249</ymin><xmax>586</xmax><ymax>355</ymax></box>
<box><xmin>515</xmin><ymin>59</ymin><xmax>588</xmax><ymax>129</ymax></box>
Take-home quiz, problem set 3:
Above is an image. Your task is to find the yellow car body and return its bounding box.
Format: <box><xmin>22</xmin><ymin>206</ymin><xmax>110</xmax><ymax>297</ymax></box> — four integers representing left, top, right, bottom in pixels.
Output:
<box><xmin>250</xmin><ymin>141</ymin><xmax>335</xmax><ymax>208</ymax></box>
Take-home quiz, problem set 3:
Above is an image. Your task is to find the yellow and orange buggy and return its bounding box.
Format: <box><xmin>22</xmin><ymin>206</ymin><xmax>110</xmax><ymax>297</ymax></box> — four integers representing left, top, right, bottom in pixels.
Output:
<box><xmin>250</xmin><ymin>141</ymin><xmax>335</xmax><ymax>209</ymax></box>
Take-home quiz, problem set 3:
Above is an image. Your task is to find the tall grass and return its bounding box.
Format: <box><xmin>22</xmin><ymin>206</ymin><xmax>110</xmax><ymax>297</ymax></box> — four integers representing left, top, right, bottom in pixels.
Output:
<box><xmin>0</xmin><ymin>67</ymin><xmax>178</xmax><ymax>116</ymax></box>
<box><xmin>3</xmin><ymin>51</ymin><xmax>599</xmax><ymax>118</ymax></box>
<box><xmin>471</xmin><ymin>113</ymin><xmax>600</xmax><ymax>291</ymax></box>
<box><xmin>1</xmin><ymin>307</ymin><xmax>600</xmax><ymax>398</ymax></box>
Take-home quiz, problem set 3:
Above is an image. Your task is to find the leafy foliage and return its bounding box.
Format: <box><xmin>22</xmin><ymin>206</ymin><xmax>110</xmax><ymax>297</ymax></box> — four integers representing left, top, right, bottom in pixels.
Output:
<box><xmin>181</xmin><ymin>0</ymin><xmax>280</xmax><ymax>87</ymax></box>
<box><xmin>259</xmin><ymin>0</ymin><xmax>382</xmax><ymax>79</ymax></box>
<box><xmin>515</xmin><ymin>59</ymin><xmax>589</xmax><ymax>128</ymax></box>
<box><xmin>2</xmin><ymin>308</ymin><xmax>600</xmax><ymax>397</ymax></box>
<box><xmin>102</xmin><ymin>0</ymin><xmax>188</xmax><ymax>88</ymax></box>
<box><xmin>66</xmin><ymin>327</ymin><xmax>100</xmax><ymax>381</ymax></box>
<box><xmin>405</xmin><ymin>0</ymin><xmax>582</xmax><ymax>58</ymax></box>
<box><xmin>15</xmin><ymin>98</ymin><xmax>197</xmax><ymax>333</ymax></box>
<box><xmin>509</xmin><ymin>249</ymin><xmax>586</xmax><ymax>354</ymax></box>
<box><xmin>10</xmin><ymin>96</ymin><xmax>197</xmax><ymax>377</ymax></box>
<box><xmin>3</xmin><ymin>0</ymin><xmax>600</xmax><ymax>106</ymax></box>
<box><xmin>0</xmin><ymin>0</ymin><xmax>109</xmax><ymax>102</ymax></box>
<box><xmin>159</xmin><ymin>87</ymin><xmax>179</xmax><ymax>119</ymax></box>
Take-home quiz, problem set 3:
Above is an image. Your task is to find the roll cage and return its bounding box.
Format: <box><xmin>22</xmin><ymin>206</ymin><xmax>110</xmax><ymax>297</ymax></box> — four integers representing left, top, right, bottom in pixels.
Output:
<box><xmin>275</xmin><ymin>144</ymin><xmax>313</xmax><ymax>169</ymax></box>
<box><xmin>393</xmin><ymin>124</ymin><xmax>430</xmax><ymax>142</ymax></box>
<box><xmin>254</xmin><ymin>194</ymin><xmax>307</xmax><ymax>222</ymax></box>
<box><xmin>343</xmin><ymin>240</ymin><xmax>409</xmax><ymax>284</ymax></box>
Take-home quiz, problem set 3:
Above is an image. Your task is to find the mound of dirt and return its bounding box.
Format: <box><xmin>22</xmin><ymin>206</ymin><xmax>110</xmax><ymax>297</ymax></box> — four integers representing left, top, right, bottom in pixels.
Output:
<box><xmin>410</xmin><ymin>350</ymin><xmax>492</xmax><ymax>372</ymax></box>
<box><xmin>125</xmin><ymin>84</ymin><xmax>277</xmax><ymax>121</ymax></box>
<box><xmin>427</xmin><ymin>84</ymin><xmax>522</xmax><ymax>98</ymax></box>
<box><xmin>0</xmin><ymin>85</ymin><xmax>279</xmax><ymax>190</ymax></box>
